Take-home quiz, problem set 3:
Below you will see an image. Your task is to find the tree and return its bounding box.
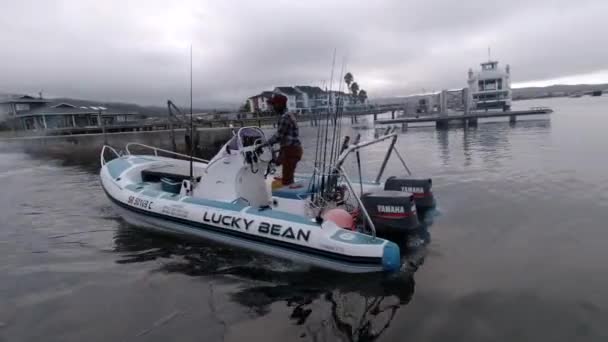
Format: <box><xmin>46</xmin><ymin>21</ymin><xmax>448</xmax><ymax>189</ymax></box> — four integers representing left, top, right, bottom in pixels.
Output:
<box><xmin>344</xmin><ymin>72</ymin><xmax>354</xmax><ymax>89</ymax></box>
<box><xmin>240</xmin><ymin>101</ymin><xmax>251</xmax><ymax>113</ymax></box>
<box><xmin>350</xmin><ymin>82</ymin><xmax>360</xmax><ymax>102</ymax></box>
<box><xmin>358</xmin><ymin>89</ymin><xmax>368</xmax><ymax>104</ymax></box>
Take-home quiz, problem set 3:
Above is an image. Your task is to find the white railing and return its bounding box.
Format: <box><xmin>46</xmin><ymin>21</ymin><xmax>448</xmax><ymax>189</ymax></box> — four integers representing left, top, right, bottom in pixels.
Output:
<box><xmin>100</xmin><ymin>145</ymin><xmax>121</xmax><ymax>166</ymax></box>
<box><xmin>125</xmin><ymin>142</ymin><xmax>209</xmax><ymax>163</ymax></box>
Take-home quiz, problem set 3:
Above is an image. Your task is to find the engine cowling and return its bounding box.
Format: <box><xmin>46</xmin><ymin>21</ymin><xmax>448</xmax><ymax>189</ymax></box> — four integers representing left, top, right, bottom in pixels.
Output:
<box><xmin>361</xmin><ymin>190</ymin><xmax>420</xmax><ymax>238</ymax></box>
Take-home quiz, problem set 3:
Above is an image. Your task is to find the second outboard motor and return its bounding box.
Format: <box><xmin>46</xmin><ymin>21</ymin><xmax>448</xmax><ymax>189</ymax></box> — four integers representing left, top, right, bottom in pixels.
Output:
<box><xmin>361</xmin><ymin>190</ymin><xmax>419</xmax><ymax>238</ymax></box>
<box><xmin>384</xmin><ymin>177</ymin><xmax>435</xmax><ymax>217</ymax></box>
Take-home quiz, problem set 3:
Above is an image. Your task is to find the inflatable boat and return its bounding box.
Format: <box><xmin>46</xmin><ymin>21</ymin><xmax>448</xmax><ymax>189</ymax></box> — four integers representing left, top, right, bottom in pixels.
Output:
<box><xmin>100</xmin><ymin>127</ymin><xmax>436</xmax><ymax>273</ymax></box>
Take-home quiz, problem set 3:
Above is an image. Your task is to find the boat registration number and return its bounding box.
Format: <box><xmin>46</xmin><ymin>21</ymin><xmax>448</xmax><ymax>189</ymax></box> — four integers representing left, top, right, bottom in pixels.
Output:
<box><xmin>128</xmin><ymin>196</ymin><xmax>153</xmax><ymax>210</ymax></box>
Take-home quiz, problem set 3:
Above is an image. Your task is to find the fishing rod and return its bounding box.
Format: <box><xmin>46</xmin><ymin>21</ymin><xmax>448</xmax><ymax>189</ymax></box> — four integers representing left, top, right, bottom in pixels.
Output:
<box><xmin>310</xmin><ymin>51</ymin><xmax>336</xmax><ymax>202</ymax></box>
<box><xmin>329</xmin><ymin>58</ymin><xmax>347</xmax><ymax>170</ymax></box>
<box><xmin>319</xmin><ymin>49</ymin><xmax>337</xmax><ymax>199</ymax></box>
<box><xmin>335</xmin><ymin>59</ymin><xmax>349</xmax><ymax>166</ymax></box>
<box><xmin>189</xmin><ymin>45</ymin><xmax>194</xmax><ymax>183</ymax></box>
<box><xmin>319</xmin><ymin>56</ymin><xmax>348</xmax><ymax>200</ymax></box>
<box><xmin>354</xmin><ymin>134</ymin><xmax>363</xmax><ymax>197</ymax></box>
<box><xmin>310</xmin><ymin>106</ymin><xmax>324</xmax><ymax>201</ymax></box>
<box><xmin>328</xmin><ymin>58</ymin><xmax>344</xmax><ymax>169</ymax></box>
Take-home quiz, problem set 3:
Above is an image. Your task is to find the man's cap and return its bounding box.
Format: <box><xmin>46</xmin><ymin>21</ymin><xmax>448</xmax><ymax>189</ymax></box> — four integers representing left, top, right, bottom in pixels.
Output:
<box><xmin>268</xmin><ymin>94</ymin><xmax>288</xmax><ymax>107</ymax></box>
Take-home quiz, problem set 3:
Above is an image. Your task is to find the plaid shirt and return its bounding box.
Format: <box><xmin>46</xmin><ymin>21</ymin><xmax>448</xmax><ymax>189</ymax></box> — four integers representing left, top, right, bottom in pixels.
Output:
<box><xmin>268</xmin><ymin>113</ymin><xmax>301</xmax><ymax>147</ymax></box>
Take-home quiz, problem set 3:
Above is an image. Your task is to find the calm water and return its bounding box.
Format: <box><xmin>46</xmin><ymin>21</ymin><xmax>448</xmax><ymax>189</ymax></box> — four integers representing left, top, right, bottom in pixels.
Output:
<box><xmin>2</xmin><ymin>97</ymin><xmax>608</xmax><ymax>341</ymax></box>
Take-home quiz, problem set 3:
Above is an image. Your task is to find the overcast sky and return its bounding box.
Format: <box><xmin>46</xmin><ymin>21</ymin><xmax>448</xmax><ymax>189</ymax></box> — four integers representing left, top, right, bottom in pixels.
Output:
<box><xmin>1</xmin><ymin>0</ymin><xmax>607</xmax><ymax>108</ymax></box>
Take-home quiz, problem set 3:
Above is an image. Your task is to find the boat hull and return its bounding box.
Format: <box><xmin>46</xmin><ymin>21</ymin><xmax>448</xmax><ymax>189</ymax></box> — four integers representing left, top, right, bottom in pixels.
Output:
<box><xmin>110</xmin><ymin>201</ymin><xmax>387</xmax><ymax>273</ymax></box>
<box><xmin>101</xmin><ymin>155</ymin><xmax>401</xmax><ymax>273</ymax></box>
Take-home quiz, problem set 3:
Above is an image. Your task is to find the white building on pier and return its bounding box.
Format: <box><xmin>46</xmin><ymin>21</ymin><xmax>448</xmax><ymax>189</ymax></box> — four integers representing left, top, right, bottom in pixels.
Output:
<box><xmin>467</xmin><ymin>60</ymin><xmax>512</xmax><ymax>111</ymax></box>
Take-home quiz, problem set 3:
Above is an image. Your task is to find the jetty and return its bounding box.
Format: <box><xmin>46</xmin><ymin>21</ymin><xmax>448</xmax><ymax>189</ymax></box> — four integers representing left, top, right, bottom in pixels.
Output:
<box><xmin>374</xmin><ymin>107</ymin><xmax>553</xmax><ymax>128</ymax></box>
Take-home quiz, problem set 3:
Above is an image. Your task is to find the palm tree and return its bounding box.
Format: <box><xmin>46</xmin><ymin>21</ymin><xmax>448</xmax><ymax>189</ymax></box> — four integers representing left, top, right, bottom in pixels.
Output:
<box><xmin>350</xmin><ymin>82</ymin><xmax>360</xmax><ymax>102</ymax></box>
<box><xmin>344</xmin><ymin>72</ymin><xmax>354</xmax><ymax>89</ymax></box>
<box><xmin>358</xmin><ymin>89</ymin><xmax>368</xmax><ymax>104</ymax></box>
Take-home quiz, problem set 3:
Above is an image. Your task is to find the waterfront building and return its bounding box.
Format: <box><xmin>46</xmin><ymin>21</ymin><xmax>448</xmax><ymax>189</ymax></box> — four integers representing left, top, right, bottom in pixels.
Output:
<box><xmin>246</xmin><ymin>86</ymin><xmax>357</xmax><ymax>115</ymax></box>
<box><xmin>294</xmin><ymin>86</ymin><xmax>327</xmax><ymax>113</ymax></box>
<box><xmin>247</xmin><ymin>91</ymin><xmax>274</xmax><ymax>114</ymax></box>
<box><xmin>0</xmin><ymin>94</ymin><xmax>139</xmax><ymax>131</ymax></box>
<box><xmin>467</xmin><ymin>60</ymin><xmax>512</xmax><ymax>111</ymax></box>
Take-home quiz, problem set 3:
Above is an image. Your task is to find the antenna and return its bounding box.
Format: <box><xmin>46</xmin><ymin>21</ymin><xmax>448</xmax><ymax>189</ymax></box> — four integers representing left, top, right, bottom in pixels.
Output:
<box><xmin>488</xmin><ymin>46</ymin><xmax>491</xmax><ymax>61</ymax></box>
<box><xmin>189</xmin><ymin>44</ymin><xmax>194</xmax><ymax>183</ymax></box>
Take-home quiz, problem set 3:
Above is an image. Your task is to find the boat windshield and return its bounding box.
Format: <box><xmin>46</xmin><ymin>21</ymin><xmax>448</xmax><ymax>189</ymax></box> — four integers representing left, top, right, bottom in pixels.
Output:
<box><xmin>238</xmin><ymin>127</ymin><xmax>266</xmax><ymax>148</ymax></box>
<box><xmin>226</xmin><ymin>136</ymin><xmax>239</xmax><ymax>151</ymax></box>
<box><xmin>222</xmin><ymin>127</ymin><xmax>267</xmax><ymax>153</ymax></box>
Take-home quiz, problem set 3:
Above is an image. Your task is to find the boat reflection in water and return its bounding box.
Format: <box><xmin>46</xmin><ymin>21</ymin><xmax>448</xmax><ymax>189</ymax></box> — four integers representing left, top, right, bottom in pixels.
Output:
<box><xmin>112</xmin><ymin>211</ymin><xmax>434</xmax><ymax>341</ymax></box>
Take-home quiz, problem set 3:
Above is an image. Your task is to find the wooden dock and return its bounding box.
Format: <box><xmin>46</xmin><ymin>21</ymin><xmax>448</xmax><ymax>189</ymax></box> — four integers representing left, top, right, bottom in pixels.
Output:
<box><xmin>374</xmin><ymin>107</ymin><xmax>553</xmax><ymax>128</ymax></box>
<box><xmin>0</xmin><ymin>105</ymin><xmax>554</xmax><ymax>137</ymax></box>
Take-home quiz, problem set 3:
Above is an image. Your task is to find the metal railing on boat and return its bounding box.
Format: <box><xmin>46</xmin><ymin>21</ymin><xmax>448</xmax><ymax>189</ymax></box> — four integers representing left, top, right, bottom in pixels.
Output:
<box><xmin>100</xmin><ymin>145</ymin><xmax>121</xmax><ymax>166</ymax></box>
<box><xmin>332</xmin><ymin>127</ymin><xmax>414</xmax><ymax>239</ymax></box>
<box><xmin>125</xmin><ymin>143</ymin><xmax>209</xmax><ymax>163</ymax></box>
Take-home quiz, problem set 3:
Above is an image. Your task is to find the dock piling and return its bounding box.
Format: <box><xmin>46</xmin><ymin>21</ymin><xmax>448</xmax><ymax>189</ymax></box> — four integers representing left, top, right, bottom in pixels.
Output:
<box><xmin>436</xmin><ymin>120</ymin><xmax>448</xmax><ymax>129</ymax></box>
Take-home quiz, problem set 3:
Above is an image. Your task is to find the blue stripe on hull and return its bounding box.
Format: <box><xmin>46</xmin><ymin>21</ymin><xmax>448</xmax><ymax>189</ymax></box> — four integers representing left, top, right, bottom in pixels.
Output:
<box><xmin>103</xmin><ymin>187</ymin><xmax>383</xmax><ymax>268</ymax></box>
<box><xmin>113</xmin><ymin>205</ymin><xmax>382</xmax><ymax>273</ymax></box>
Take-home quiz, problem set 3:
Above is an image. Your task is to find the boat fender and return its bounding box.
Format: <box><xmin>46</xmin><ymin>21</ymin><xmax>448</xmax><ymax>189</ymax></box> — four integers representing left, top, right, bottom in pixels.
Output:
<box><xmin>323</xmin><ymin>208</ymin><xmax>355</xmax><ymax>230</ymax></box>
<box><xmin>382</xmin><ymin>241</ymin><xmax>401</xmax><ymax>272</ymax></box>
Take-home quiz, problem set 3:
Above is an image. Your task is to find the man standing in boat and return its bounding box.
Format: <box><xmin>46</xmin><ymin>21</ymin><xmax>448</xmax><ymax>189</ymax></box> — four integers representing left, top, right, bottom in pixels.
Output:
<box><xmin>267</xmin><ymin>94</ymin><xmax>303</xmax><ymax>186</ymax></box>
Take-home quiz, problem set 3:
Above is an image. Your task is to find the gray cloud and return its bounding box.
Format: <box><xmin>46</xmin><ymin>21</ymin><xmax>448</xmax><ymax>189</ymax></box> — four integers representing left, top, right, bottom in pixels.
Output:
<box><xmin>1</xmin><ymin>0</ymin><xmax>607</xmax><ymax>108</ymax></box>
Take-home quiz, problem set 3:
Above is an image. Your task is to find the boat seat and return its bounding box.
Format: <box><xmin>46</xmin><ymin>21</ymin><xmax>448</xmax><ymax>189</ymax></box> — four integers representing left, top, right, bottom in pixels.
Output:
<box><xmin>141</xmin><ymin>164</ymin><xmax>200</xmax><ymax>183</ymax></box>
<box><xmin>272</xmin><ymin>179</ymin><xmax>312</xmax><ymax>200</ymax></box>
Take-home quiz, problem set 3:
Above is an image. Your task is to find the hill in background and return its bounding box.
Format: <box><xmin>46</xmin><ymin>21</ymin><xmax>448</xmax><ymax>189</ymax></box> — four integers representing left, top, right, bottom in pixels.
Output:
<box><xmin>512</xmin><ymin>83</ymin><xmax>608</xmax><ymax>100</ymax></box>
<box><xmin>371</xmin><ymin>83</ymin><xmax>608</xmax><ymax>104</ymax></box>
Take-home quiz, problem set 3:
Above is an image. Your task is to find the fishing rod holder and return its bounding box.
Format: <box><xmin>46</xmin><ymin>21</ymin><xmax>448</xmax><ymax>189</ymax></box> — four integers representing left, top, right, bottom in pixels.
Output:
<box><xmin>314</xmin><ymin>129</ymin><xmax>412</xmax><ymax>239</ymax></box>
<box><xmin>340</xmin><ymin>166</ymin><xmax>377</xmax><ymax>239</ymax></box>
<box><xmin>335</xmin><ymin>128</ymin><xmax>411</xmax><ymax>183</ymax></box>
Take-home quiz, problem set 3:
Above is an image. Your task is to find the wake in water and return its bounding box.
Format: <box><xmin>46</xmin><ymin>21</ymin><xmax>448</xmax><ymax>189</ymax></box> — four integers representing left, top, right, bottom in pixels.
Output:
<box><xmin>0</xmin><ymin>165</ymin><xmax>57</xmax><ymax>179</ymax></box>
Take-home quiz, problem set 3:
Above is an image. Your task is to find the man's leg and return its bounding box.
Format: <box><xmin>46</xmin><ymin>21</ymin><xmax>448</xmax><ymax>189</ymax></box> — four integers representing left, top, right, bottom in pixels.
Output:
<box><xmin>281</xmin><ymin>146</ymin><xmax>300</xmax><ymax>185</ymax></box>
<box><xmin>282</xmin><ymin>156</ymin><xmax>296</xmax><ymax>185</ymax></box>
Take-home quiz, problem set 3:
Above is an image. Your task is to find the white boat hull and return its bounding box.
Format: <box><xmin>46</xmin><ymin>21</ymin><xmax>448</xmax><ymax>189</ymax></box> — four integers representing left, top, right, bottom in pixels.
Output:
<box><xmin>111</xmin><ymin>203</ymin><xmax>387</xmax><ymax>273</ymax></box>
<box><xmin>100</xmin><ymin>154</ymin><xmax>402</xmax><ymax>273</ymax></box>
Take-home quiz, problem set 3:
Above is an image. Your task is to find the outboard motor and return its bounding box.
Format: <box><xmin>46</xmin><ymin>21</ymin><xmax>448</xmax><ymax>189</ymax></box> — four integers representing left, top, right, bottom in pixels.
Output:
<box><xmin>384</xmin><ymin>177</ymin><xmax>435</xmax><ymax>217</ymax></box>
<box><xmin>361</xmin><ymin>190</ymin><xmax>419</xmax><ymax>239</ymax></box>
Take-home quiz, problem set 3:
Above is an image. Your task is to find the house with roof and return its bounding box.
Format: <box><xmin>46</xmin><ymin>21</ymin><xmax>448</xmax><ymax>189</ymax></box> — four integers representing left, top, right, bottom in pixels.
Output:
<box><xmin>247</xmin><ymin>91</ymin><xmax>274</xmax><ymax>114</ymax></box>
<box><xmin>326</xmin><ymin>90</ymin><xmax>355</xmax><ymax>111</ymax></box>
<box><xmin>244</xmin><ymin>85</ymin><xmax>362</xmax><ymax>115</ymax></box>
<box><xmin>0</xmin><ymin>94</ymin><xmax>49</xmax><ymax>124</ymax></box>
<box><xmin>294</xmin><ymin>86</ymin><xmax>327</xmax><ymax>113</ymax></box>
<box><xmin>0</xmin><ymin>94</ymin><xmax>140</xmax><ymax>131</ymax></box>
